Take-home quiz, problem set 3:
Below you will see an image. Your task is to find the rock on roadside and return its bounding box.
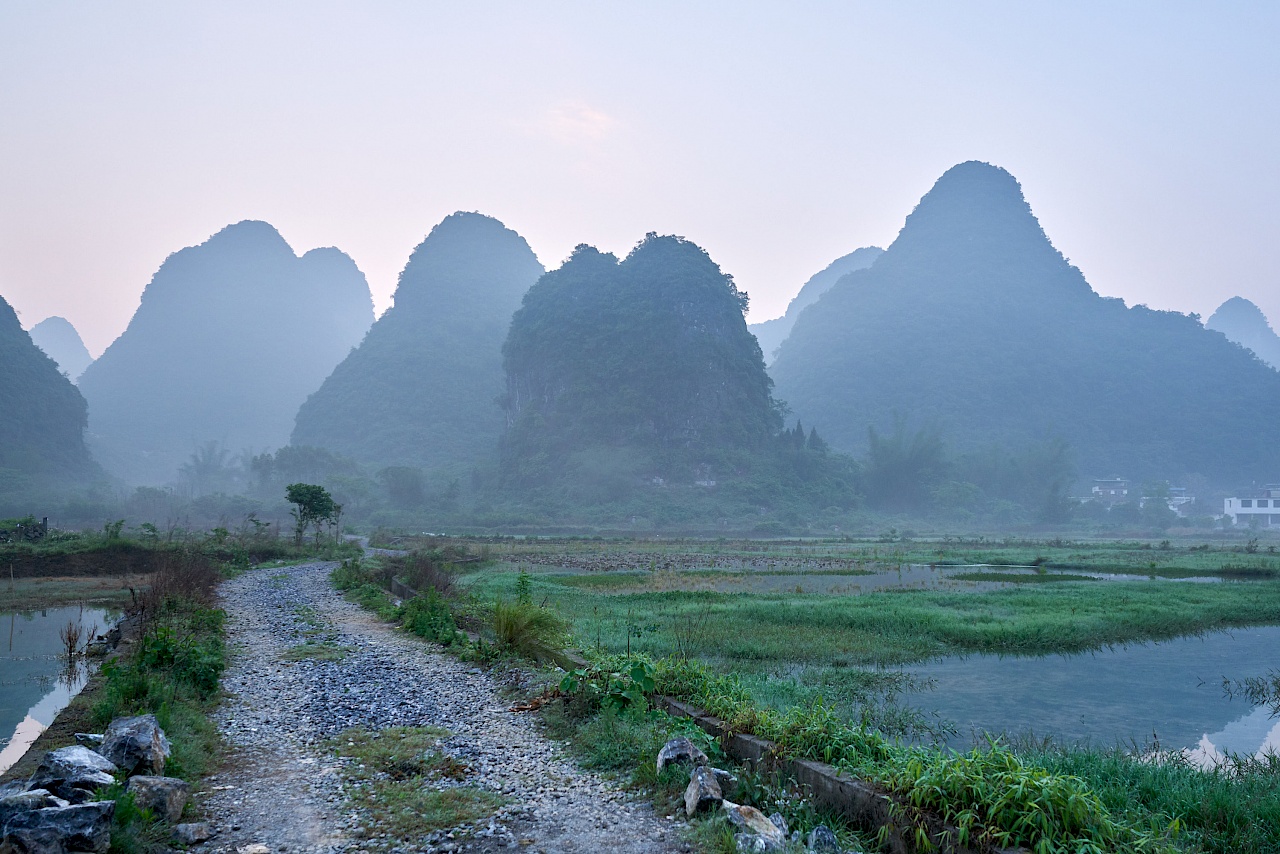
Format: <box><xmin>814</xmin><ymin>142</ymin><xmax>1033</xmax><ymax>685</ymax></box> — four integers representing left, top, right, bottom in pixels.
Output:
<box><xmin>26</xmin><ymin>748</ymin><xmax>117</xmax><ymax>804</ymax></box>
<box><xmin>656</xmin><ymin>737</ymin><xmax>708</xmax><ymax>775</ymax></box>
<box><xmin>3</xmin><ymin>802</ymin><xmax>115</xmax><ymax>854</ymax></box>
<box><xmin>124</xmin><ymin>776</ymin><xmax>189</xmax><ymax>823</ymax></box>
<box><xmin>97</xmin><ymin>715</ymin><xmax>170</xmax><ymax>777</ymax></box>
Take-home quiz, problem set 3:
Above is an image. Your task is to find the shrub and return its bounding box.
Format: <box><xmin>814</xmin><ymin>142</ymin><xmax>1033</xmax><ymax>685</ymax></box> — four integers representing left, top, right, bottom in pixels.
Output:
<box><xmin>402</xmin><ymin>590</ymin><xmax>460</xmax><ymax>645</ymax></box>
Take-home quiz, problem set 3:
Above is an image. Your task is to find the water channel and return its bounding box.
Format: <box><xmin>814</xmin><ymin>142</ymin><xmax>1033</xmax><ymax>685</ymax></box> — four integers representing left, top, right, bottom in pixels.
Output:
<box><xmin>903</xmin><ymin>624</ymin><xmax>1280</xmax><ymax>766</ymax></box>
<box><xmin>0</xmin><ymin>606</ymin><xmax>113</xmax><ymax>775</ymax></box>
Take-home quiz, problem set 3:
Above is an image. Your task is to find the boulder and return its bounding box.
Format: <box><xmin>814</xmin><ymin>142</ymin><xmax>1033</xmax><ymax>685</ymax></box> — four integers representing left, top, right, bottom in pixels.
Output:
<box><xmin>0</xmin><ymin>791</ymin><xmax>68</xmax><ymax>828</ymax></box>
<box><xmin>2</xmin><ymin>802</ymin><xmax>114</xmax><ymax>853</ymax></box>
<box><xmin>27</xmin><ymin>748</ymin><xmax>117</xmax><ymax>801</ymax></box>
<box><xmin>710</xmin><ymin>767</ymin><xmax>738</xmax><ymax>799</ymax></box>
<box><xmin>97</xmin><ymin>716</ymin><xmax>169</xmax><ymax>776</ymax></box>
<box><xmin>0</xmin><ymin>826</ymin><xmax>68</xmax><ymax>854</ymax></box>
<box><xmin>683</xmin><ymin>765</ymin><xmax>723</xmax><ymax>817</ymax></box>
<box><xmin>806</xmin><ymin>825</ymin><xmax>840</xmax><ymax>853</ymax></box>
<box><xmin>171</xmin><ymin>823</ymin><xmax>215</xmax><ymax>845</ymax></box>
<box><xmin>656</xmin><ymin>737</ymin><xmax>708</xmax><ymax>775</ymax></box>
<box><xmin>767</xmin><ymin>812</ymin><xmax>788</xmax><ymax>836</ymax></box>
<box><xmin>124</xmin><ymin>777</ymin><xmax>189</xmax><ymax>823</ymax></box>
<box><xmin>0</xmin><ymin>783</ymin><xmax>29</xmax><ymax>800</ymax></box>
<box><xmin>71</xmin><ymin>737</ymin><xmax>101</xmax><ymax>749</ymax></box>
<box><xmin>722</xmin><ymin>802</ymin><xmax>785</xmax><ymax>851</ymax></box>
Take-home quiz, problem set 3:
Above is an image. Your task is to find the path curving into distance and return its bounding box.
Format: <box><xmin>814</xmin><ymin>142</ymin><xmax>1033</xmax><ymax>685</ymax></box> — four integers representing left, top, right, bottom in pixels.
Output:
<box><xmin>195</xmin><ymin>560</ymin><xmax>685</xmax><ymax>853</ymax></box>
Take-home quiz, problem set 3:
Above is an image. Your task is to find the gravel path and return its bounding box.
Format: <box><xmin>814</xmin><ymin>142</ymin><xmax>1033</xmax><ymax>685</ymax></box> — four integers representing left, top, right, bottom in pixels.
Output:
<box><xmin>195</xmin><ymin>561</ymin><xmax>686</xmax><ymax>854</ymax></box>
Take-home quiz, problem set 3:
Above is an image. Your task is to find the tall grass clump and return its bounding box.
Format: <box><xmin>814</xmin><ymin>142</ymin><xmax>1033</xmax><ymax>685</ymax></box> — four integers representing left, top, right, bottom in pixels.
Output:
<box><xmin>492</xmin><ymin>600</ymin><xmax>569</xmax><ymax>663</ymax></box>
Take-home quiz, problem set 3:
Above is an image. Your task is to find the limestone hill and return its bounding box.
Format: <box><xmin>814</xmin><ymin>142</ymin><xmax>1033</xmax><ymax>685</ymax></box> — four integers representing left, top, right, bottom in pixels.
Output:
<box><xmin>770</xmin><ymin>161</ymin><xmax>1280</xmax><ymax>487</ymax></box>
<box><xmin>0</xmin><ymin>296</ymin><xmax>98</xmax><ymax>491</ymax></box>
<box><xmin>78</xmin><ymin>221</ymin><xmax>374</xmax><ymax>484</ymax></box>
<box><xmin>28</xmin><ymin>316</ymin><xmax>93</xmax><ymax>381</ymax></box>
<box><xmin>291</xmin><ymin>212</ymin><xmax>544</xmax><ymax>474</ymax></box>
<box><xmin>749</xmin><ymin>246</ymin><xmax>882</xmax><ymax>363</ymax></box>
<box><xmin>1206</xmin><ymin>296</ymin><xmax>1280</xmax><ymax>371</ymax></box>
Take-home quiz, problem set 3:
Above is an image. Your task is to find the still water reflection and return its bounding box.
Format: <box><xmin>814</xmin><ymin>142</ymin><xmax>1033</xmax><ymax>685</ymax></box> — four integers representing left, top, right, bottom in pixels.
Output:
<box><xmin>903</xmin><ymin>625</ymin><xmax>1280</xmax><ymax>766</ymax></box>
<box><xmin>0</xmin><ymin>606</ymin><xmax>111</xmax><ymax>774</ymax></box>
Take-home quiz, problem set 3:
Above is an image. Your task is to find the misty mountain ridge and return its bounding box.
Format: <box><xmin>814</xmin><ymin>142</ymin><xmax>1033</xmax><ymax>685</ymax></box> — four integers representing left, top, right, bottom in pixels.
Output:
<box><xmin>292</xmin><ymin>212</ymin><xmax>545</xmax><ymax>474</ymax></box>
<box><xmin>1206</xmin><ymin>296</ymin><xmax>1280</xmax><ymax>370</ymax></box>
<box><xmin>78</xmin><ymin>220</ymin><xmax>374</xmax><ymax>484</ymax></box>
<box><xmin>749</xmin><ymin>246</ymin><xmax>883</xmax><ymax>362</ymax></box>
<box><xmin>27</xmin><ymin>316</ymin><xmax>94</xmax><ymax>382</ymax></box>
<box><xmin>0</xmin><ymin>295</ymin><xmax>99</xmax><ymax>492</ymax></box>
<box><xmin>770</xmin><ymin>160</ymin><xmax>1280</xmax><ymax>488</ymax></box>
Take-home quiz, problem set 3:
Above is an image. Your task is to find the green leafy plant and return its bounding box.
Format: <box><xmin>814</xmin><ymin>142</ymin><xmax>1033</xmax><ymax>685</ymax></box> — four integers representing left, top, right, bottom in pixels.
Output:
<box><xmin>560</xmin><ymin>659</ymin><xmax>656</xmax><ymax>713</ymax></box>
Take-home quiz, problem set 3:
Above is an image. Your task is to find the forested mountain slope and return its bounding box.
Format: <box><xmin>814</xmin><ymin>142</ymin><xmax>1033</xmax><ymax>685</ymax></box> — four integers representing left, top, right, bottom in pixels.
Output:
<box><xmin>78</xmin><ymin>221</ymin><xmax>373</xmax><ymax>484</ymax></box>
<box><xmin>770</xmin><ymin>161</ymin><xmax>1280</xmax><ymax>487</ymax></box>
<box><xmin>749</xmin><ymin>246</ymin><xmax>882</xmax><ymax>362</ymax></box>
<box><xmin>0</xmin><ymin>295</ymin><xmax>99</xmax><ymax>486</ymax></box>
<box><xmin>501</xmin><ymin>235</ymin><xmax>787</xmax><ymax>496</ymax></box>
<box><xmin>28</xmin><ymin>316</ymin><xmax>93</xmax><ymax>381</ymax></box>
<box><xmin>1206</xmin><ymin>297</ymin><xmax>1280</xmax><ymax>370</ymax></box>
<box><xmin>292</xmin><ymin>212</ymin><xmax>544</xmax><ymax>473</ymax></box>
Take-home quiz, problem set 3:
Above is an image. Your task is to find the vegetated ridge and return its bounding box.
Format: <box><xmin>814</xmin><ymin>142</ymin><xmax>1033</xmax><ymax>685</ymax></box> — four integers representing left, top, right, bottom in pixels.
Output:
<box><xmin>292</xmin><ymin>212</ymin><xmax>544</xmax><ymax>474</ymax></box>
<box><xmin>769</xmin><ymin>161</ymin><xmax>1280</xmax><ymax>488</ymax></box>
<box><xmin>499</xmin><ymin>235</ymin><xmax>854</xmax><ymax>520</ymax></box>
<box><xmin>1206</xmin><ymin>296</ymin><xmax>1280</xmax><ymax>371</ymax></box>
<box><xmin>0</xmin><ymin>295</ymin><xmax>100</xmax><ymax>493</ymax></box>
<box><xmin>748</xmin><ymin>246</ymin><xmax>882</xmax><ymax>363</ymax></box>
<box><xmin>27</xmin><ymin>316</ymin><xmax>94</xmax><ymax>382</ymax></box>
<box><xmin>78</xmin><ymin>221</ymin><xmax>374</xmax><ymax>485</ymax></box>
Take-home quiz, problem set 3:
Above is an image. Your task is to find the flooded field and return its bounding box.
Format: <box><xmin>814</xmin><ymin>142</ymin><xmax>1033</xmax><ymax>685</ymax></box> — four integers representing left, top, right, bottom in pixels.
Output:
<box><xmin>0</xmin><ymin>605</ymin><xmax>113</xmax><ymax>775</ymax></box>
<box><xmin>903</xmin><ymin>625</ymin><xmax>1280</xmax><ymax>765</ymax></box>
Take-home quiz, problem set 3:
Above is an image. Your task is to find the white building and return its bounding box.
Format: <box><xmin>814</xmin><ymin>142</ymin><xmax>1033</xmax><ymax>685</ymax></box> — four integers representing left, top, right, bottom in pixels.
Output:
<box><xmin>1223</xmin><ymin>485</ymin><xmax>1280</xmax><ymax>527</ymax></box>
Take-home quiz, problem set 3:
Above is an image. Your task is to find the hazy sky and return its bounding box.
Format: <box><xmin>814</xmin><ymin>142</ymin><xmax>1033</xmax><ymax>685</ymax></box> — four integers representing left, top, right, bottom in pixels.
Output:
<box><xmin>2</xmin><ymin>2</ymin><xmax>1277</xmax><ymax>356</ymax></box>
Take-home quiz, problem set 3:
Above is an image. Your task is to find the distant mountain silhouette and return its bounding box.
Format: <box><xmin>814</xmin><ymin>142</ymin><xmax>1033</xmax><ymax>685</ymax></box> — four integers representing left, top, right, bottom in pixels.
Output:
<box><xmin>78</xmin><ymin>221</ymin><xmax>374</xmax><ymax>484</ymax></box>
<box><xmin>749</xmin><ymin>247</ymin><xmax>882</xmax><ymax>362</ymax></box>
<box><xmin>770</xmin><ymin>161</ymin><xmax>1280</xmax><ymax>487</ymax></box>
<box><xmin>501</xmin><ymin>235</ymin><xmax>781</xmax><ymax>492</ymax></box>
<box><xmin>292</xmin><ymin>212</ymin><xmax>544</xmax><ymax>473</ymax></box>
<box><xmin>1206</xmin><ymin>297</ymin><xmax>1280</xmax><ymax>370</ymax></box>
<box><xmin>28</xmin><ymin>316</ymin><xmax>93</xmax><ymax>382</ymax></box>
<box><xmin>0</xmin><ymin>296</ymin><xmax>98</xmax><ymax>486</ymax></box>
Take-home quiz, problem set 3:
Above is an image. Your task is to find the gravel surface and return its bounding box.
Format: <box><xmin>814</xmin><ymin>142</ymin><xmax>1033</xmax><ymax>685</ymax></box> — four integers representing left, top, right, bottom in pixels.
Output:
<box><xmin>195</xmin><ymin>561</ymin><xmax>687</xmax><ymax>854</ymax></box>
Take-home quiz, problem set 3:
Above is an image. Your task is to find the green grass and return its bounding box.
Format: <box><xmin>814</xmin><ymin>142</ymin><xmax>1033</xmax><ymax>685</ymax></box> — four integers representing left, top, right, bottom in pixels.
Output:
<box><xmin>327</xmin><ymin>727</ymin><xmax>504</xmax><ymax>844</ymax></box>
<box><xmin>1026</xmin><ymin>744</ymin><xmax>1280</xmax><ymax>854</ymax></box>
<box><xmin>465</xmin><ymin>569</ymin><xmax>1280</xmax><ymax>667</ymax></box>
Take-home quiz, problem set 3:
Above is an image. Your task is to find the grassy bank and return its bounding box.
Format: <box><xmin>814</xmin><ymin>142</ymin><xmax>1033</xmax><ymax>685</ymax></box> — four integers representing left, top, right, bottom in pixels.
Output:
<box><xmin>1</xmin><ymin>545</ymin><xmax>233</xmax><ymax>854</ymax></box>
<box><xmin>464</xmin><ymin>568</ymin><xmax>1280</xmax><ymax>668</ymax></box>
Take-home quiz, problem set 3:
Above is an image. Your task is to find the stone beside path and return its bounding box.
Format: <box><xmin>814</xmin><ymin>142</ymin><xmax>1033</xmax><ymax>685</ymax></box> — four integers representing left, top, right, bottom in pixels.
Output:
<box><xmin>196</xmin><ymin>560</ymin><xmax>686</xmax><ymax>854</ymax></box>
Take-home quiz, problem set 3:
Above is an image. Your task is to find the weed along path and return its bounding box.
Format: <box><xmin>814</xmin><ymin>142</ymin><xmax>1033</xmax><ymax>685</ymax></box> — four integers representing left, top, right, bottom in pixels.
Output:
<box><xmin>199</xmin><ymin>560</ymin><xmax>684</xmax><ymax>854</ymax></box>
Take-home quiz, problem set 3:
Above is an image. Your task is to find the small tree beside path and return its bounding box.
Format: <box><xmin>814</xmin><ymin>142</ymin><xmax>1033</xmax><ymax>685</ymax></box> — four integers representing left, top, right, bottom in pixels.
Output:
<box><xmin>285</xmin><ymin>483</ymin><xmax>341</xmax><ymax>547</ymax></box>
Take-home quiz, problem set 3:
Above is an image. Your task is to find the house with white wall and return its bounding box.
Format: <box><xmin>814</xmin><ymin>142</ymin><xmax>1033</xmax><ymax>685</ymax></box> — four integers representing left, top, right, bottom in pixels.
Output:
<box><xmin>1223</xmin><ymin>485</ymin><xmax>1280</xmax><ymax>527</ymax></box>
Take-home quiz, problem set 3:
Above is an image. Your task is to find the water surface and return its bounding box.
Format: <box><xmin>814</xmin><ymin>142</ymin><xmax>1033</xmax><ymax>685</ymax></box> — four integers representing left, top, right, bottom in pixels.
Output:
<box><xmin>0</xmin><ymin>606</ymin><xmax>112</xmax><ymax>774</ymax></box>
<box><xmin>903</xmin><ymin>625</ymin><xmax>1280</xmax><ymax>765</ymax></box>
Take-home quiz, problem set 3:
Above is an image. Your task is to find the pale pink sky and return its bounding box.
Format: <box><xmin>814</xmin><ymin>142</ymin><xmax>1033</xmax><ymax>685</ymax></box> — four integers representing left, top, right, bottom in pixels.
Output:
<box><xmin>2</xmin><ymin>2</ymin><xmax>1277</xmax><ymax>355</ymax></box>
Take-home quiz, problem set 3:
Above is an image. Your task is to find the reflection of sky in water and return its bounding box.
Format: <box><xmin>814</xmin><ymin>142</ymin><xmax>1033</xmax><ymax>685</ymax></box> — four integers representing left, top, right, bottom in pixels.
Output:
<box><xmin>0</xmin><ymin>607</ymin><xmax>108</xmax><ymax>775</ymax></box>
<box><xmin>1186</xmin><ymin>705</ymin><xmax>1280</xmax><ymax>768</ymax></box>
<box><xmin>903</xmin><ymin>625</ymin><xmax>1280</xmax><ymax>758</ymax></box>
